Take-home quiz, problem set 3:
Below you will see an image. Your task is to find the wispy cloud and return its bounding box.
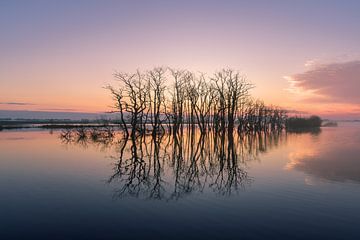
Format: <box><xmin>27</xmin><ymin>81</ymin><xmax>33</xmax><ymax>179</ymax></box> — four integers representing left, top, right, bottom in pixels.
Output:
<box><xmin>0</xmin><ymin>102</ymin><xmax>35</xmax><ymax>106</ymax></box>
<box><xmin>37</xmin><ymin>108</ymin><xmax>79</xmax><ymax>112</ymax></box>
<box><xmin>304</xmin><ymin>59</ymin><xmax>318</xmax><ymax>68</ymax></box>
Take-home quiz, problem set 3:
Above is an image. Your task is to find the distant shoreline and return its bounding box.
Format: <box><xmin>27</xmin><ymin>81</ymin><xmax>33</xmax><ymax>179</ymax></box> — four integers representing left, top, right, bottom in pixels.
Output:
<box><xmin>1</xmin><ymin>118</ymin><xmax>356</xmax><ymax>131</ymax></box>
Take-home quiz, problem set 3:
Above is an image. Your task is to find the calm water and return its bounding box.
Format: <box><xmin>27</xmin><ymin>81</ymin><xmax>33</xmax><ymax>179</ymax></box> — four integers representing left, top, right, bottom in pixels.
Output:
<box><xmin>1</xmin><ymin>123</ymin><xmax>360</xmax><ymax>239</ymax></box>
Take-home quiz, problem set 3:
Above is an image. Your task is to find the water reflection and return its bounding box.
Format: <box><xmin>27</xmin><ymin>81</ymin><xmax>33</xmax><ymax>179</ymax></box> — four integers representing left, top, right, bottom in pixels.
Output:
<box><xmin>286</xmin><ymin>127</ymin><xmax>322</xmax><ymax>135</ymax></box>
<box><xmin>286</xmin><ymin>124</ymin><xmax>360</xmax><ymax>183</ymax></box>
<box><xmin>2</xmin><ymin>125</ymin><xmax>360</xmax><ymax>239</ymax></box>
<box><xmin>60</xmin><ymin>129</ymin><xmax>287</xmax><ymax>200</ymax></box>
<box><xmin>58</xmin><ymin>124</ymin><xmax>360</xmax><ymax>196</ymax></box>
<box><xmin>287</xmin><ymin>129</ymin><xmax>360</xmax><ymax>183</ymax></box>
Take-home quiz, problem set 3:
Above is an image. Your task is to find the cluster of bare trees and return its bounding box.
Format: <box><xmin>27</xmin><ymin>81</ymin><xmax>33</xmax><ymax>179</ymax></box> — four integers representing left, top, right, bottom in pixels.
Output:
<box><xmin>58</xmin><ymin>119</ymin><xmax>286</xmax><ymax>200</ymax></box>
<box><xmin>107</xmin><ymin>67</ymin><xmax>287</xmax><ymax>137</ymax></box>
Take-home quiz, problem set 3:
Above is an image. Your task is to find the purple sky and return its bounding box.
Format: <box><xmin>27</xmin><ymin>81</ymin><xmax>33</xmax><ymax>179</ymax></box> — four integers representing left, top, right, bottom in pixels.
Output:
<box><xmin>1</xmin><ymin>0</ymin><xmax>360</xmax><ymax>119</ymax></box>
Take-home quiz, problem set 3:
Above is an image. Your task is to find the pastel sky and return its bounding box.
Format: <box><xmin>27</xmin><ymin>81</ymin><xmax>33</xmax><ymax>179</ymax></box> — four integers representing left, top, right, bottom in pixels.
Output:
<box><xmin>1</xmin><ymin>0</ymin><xmax>360</xmax><ymax>119</ymax></box>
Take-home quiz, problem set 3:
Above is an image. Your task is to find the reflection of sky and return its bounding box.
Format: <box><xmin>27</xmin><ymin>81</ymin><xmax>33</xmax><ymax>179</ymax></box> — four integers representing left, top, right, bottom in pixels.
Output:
<box><xmin>1</xmin><ymin>125</ymin><xmax>360</xmax><ymax>238</ymax></box>
<box><xmin>286</xmin><ymin>123</ymin><xmax>360</xmax><ymax>183</ymax></box>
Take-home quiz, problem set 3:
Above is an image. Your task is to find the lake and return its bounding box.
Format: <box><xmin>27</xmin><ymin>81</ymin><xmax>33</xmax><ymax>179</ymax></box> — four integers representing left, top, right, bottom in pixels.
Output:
<box><xmin>1</xmin><ymin>123</ymin><xmax>360</xmax><ymax>239</ymax></box>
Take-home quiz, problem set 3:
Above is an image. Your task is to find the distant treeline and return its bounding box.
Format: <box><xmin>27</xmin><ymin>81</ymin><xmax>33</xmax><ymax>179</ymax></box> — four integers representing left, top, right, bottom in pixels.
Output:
<box><xmin>107</xmin><ymin>67</ymin><xmax>289</xmax><ymax>137</ymax></box>
<box><xmin>285</xmin><ymin>115</ymin><xmax>322</xmax><ymax>129</ymax></box>
<box><xmin>0</xmin><ymin>119</ymin><xmax>115</xmax><ymax>130</ymax></box>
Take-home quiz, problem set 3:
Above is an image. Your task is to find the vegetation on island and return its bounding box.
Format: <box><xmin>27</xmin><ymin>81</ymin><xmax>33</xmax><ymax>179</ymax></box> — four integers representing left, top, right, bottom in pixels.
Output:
<box><xmin>285</xmin><ymin>115</ymin><xmax>322</xmax><ymax>130</ymax></box>
<box><xmin>106</xmin><ymin>67</ymin><xmax>288</xmax><ymax>137</ymax></box>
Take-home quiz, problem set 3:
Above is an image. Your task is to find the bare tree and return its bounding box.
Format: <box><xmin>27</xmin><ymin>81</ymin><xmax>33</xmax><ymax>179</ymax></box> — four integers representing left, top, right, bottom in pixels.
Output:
<box><xmin>147</xmin><ymin>67</ymin><xmax>167</xmax><ymax>136</ymax></box>
<box><xmin>107</xmin><ymin>67</ymin><xmax>286</xmax><ymax>136</ymax></box>
<box><xmin>113</xmin><ymin>71</ymin><xmax>148</xmax><ymax>137</ymax></box>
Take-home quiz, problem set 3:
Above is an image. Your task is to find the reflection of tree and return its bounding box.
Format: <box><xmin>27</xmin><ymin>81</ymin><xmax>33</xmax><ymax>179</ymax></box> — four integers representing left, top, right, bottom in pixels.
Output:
<box><xmin>210</xmin><ymin>133</ymin><xmax>250</xmax><ymax>196</ymax></box>
<box><xmin>59</xmin><ymin>127</ymin><xmax>286</xmax><ymax>200</ymax></box>
<box><xmin>103</xmin><ymin>129</ymin><xmax>286</xmax><ymax>200</ymax></box>
<box><xmin>59</xmin><ymin>128</ymin><xmax>115</xmax><ymax>151</ymax></box>
<box><xmin>106</xmin><ymin>134</ymin><xmax>168</xmax><ymax>200</ymax></box>
<box><xmin>286</xmin><ymin>127</ymin><xmax>321</xmax><ymax>135</ymax></box>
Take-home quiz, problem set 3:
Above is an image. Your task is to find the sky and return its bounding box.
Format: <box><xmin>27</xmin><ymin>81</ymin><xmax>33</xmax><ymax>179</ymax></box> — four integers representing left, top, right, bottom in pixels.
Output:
<box><xmin>1</xmin><ymin>0</ymin><xmax>360</xmax><ymax>119</ymax></box>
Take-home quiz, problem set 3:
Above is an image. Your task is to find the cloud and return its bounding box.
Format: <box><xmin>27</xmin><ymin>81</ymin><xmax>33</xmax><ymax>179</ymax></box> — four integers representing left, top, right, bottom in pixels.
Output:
<box><xmin>0</xmin><ymin>102</ymin><xmax>35</xmax><ymax>106</ymax></box>
<box><xmin>37</xmin><ymin>108</ymin><xmax>79</xmax><ymax>112</ymax></box>
<box><xmin>304</xmin><ymin>59</ymin><xmax>318</xmax><ymax>68</ymax></box>
<box><xmin>287</xmin><ymin>60</ymin><xmax>360</xmax><ymax>104</ymax></box>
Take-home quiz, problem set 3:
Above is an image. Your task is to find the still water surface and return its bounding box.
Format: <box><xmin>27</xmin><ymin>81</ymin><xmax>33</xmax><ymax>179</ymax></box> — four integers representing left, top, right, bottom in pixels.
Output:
<box><xmin>1</xmin><ymin>123</ymin><xmax>360</xmax><ymax>239</ymax></box>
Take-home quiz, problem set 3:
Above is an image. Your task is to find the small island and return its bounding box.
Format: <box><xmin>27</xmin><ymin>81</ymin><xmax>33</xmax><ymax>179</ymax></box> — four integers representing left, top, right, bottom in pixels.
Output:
<box><xmin>285</xmin><ymin>115</ymin><xmax>322</xmax><ymax>130</ymax></box>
